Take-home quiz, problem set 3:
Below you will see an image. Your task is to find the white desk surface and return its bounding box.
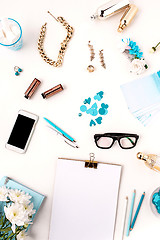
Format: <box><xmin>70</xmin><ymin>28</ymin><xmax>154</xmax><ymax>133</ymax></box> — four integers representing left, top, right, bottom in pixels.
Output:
<box><xmin>1</xmin><ymin>0</ymin><xmax>160</xmax><ymax>239</ymax></box>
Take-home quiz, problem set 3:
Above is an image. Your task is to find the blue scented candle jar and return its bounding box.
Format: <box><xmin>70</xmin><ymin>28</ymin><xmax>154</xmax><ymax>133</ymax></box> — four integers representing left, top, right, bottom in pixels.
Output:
<box><xmin>0</xmin><ymin>18</ymin><xmax>23</xmax><ymax>50</ymax></box>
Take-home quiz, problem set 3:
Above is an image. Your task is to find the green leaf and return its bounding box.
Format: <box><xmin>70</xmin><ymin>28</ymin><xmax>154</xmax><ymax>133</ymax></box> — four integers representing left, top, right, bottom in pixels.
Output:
<box><xmin>0</xmin><ymin>213</ymin><xmax>5</xmax><ymax>227</ymax></box>
<box><xmin>0</xmin><ymin>227</ymin><xmax>12</xmax><ymax>233</ymax></box>
<box><xmin>6</xmin><ymin>231</ymin><xmax>16</xmax><ymax>240</ymax></box>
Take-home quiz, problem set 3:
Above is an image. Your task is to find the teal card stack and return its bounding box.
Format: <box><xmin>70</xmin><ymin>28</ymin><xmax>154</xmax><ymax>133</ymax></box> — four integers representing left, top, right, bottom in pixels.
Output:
<box><xmin>121</xmin><ymin>71</ymin><xmax>160</xmax><ymax>126</ymax></box>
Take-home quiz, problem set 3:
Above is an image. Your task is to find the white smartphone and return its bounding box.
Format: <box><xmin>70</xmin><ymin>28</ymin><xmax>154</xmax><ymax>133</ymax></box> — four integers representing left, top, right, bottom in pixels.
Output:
<box><xmin>5</xmin><ymin>110</ymin><xmax>39</xmax><ymax>153</ymax></box>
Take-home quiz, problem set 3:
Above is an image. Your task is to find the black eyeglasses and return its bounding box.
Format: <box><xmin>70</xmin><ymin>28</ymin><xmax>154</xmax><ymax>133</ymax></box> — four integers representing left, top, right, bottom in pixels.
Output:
<box><xmin>94</xmin><ymin>133</ymin><xmax>139</xmax><ymax>149</ymax></box>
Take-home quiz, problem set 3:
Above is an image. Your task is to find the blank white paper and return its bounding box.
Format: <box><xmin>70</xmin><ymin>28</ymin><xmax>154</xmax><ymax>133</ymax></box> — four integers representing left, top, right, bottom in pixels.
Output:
<box><xmin>49</xmin><ymin>158</ymin><xmax>122</xmax><ymax>240</ymax></box>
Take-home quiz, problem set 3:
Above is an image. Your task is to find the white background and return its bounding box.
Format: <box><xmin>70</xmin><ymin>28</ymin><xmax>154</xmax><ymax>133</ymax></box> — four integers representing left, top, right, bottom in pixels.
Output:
<box><xmin>0</xmin><ymin>0</ymin><xmax>160</xmax><ymax>239</ymax></box>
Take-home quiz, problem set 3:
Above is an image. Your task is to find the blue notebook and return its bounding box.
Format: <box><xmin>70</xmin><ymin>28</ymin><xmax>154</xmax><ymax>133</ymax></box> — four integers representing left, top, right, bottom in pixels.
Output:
<box><xmin>0</xmin><ymin>176</ymin><xmax>45</xmax><ymax>221</ymax></box>
<box><xmin>121</xmin><ymin>70</ymin><xmax>160</xmax><ymax>126</ymax></box>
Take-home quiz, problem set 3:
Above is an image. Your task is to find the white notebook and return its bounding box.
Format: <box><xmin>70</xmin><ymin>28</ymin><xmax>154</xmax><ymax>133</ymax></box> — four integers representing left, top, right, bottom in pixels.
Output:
<box><xmin>49</xmin><ymin>158</ymin><xmax>122</xmax><ymax>240</ymax></box>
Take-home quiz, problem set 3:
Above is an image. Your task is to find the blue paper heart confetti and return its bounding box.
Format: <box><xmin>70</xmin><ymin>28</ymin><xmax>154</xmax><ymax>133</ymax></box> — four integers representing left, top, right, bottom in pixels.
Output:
<box><xmin>91</xmin><ymin>102</ymin><xmax>98</xmax><ymax>109</ymax></box>
<box><xmin>94</xmin><ymin>91</ymin><xmax>104</xmax><ymax>101</ymax></box>
<box><xmin>97</xmin><ymin>91</ymin><xmax>104</xmax><ymax>98</ymax></box>
<box><xmin>99</xmin><ymin>103</ymin><xmax>109</xmax><ymax>115</ymax></box>
<box><xmin>89</xmin><ymin>119</ymin><xmax>96</xmax><ymax>127</ymax></box>
<box><xmin>101</xmin><ymin>103</ymin><xmax>108</xmax><ymax>109</ymax></box>
<box><xmin>79</xmin><ymin>91</ymin><xmax>109</xmax><ymax>126</ymax></box>
<box><xmin>95</xmin><ymin>116</ymin><xmax>102</xmax><ymax>124</ymax></box>
<box><xmin>94</xmin><ymin>95</ymin><xmax>101</xmax><ymax>101</ymax></box>
<box><xmin>83</xmin><ymin>97</ymin><xmax>91</xmax><ymax>105</ymax></box>
<box><xmin>80</xmin><ymin>105</ymin><xmax>87</xmax><ymax>112</ymax></box>
<box><xmin>99</xmin><ymin>108</ymin><xmax>105</xmax><ymax>115</ymax></box>
<box><xmin>86</xmin><ymin>103</ymin><xmax>98</xmax><ymax>116</ymax></box>
<box><xmin>86</xmin><ymin>108</ymin><xmax>98</xmax><ymax>116</ymax></box>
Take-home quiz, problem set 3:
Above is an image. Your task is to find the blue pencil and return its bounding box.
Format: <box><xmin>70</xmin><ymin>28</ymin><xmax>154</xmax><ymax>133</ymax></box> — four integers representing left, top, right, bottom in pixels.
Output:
<box><xmin>126</xmin><ymin>189</ymin><xmax>136</xmax><ymax>236</ymax></box>
<box><xmin>130</xmin><ymin>192</ymin><xmax>145</xmax><ymax>230</ymax></box>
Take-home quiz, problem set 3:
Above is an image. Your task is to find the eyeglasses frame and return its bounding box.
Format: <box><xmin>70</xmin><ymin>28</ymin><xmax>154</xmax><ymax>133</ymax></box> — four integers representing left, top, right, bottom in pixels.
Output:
<box><xmin>94</xmin><ymin>133</ymin><xmax>139</xmax><ymax>149</ymax></box>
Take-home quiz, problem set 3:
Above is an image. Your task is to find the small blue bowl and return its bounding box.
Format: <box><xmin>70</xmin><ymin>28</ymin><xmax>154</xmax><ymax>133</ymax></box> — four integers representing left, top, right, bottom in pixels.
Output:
<box><xmin>150</xmin><ymin>187</ymin><xmax>160</xmax><ymax>217</ymax></box>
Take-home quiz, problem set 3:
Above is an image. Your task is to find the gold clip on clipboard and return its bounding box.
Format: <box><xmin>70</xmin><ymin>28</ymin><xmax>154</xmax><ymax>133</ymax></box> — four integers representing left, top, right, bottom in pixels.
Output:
<box><xmin>49</xmin><ymin>153</ymin><xmax>122</xmax><ymax>240</ymax></box>
<box><xmin>85</xmin><ymin>153</ymin><xmax>98</xmax><ymax>168</ymax></box>
<box><xmin>58</xmin><ymin>153</ymin><xmax>98</xmax><ymax>169</ymax></box>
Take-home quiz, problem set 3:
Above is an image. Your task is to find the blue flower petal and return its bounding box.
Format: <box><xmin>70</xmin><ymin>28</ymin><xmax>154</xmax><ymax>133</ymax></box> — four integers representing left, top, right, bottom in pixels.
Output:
<box><xmin>136</xmin><ymin>52</ymin><xmax>143</xmax><ymax>59</ymax></box>
<box><xmin>129</xmin><ymin>40</ymin><xmax>133</xmax><ymax>47</ymax></box>
<box><xmin>133</xmin><ymin>45</ymin><xmax>139</xmax><ymax>52</ymax></box>
<box><xmin>129</xmin><ymin>49</ymin><xmax>135</xmax><ymax>55</ymax></box>
<box><xmin>129</xmin><ymin>41</ymin><xmax>136</xmax><ymax>48</ymax></box>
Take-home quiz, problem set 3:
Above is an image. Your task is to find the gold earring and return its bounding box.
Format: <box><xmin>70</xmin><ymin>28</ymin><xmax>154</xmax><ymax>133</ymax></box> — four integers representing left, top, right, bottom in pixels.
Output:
<box><xmin>38</xmin><ymin>11</ymin><xmax>74</xmax><ymax>67</ymax></box>
<box><xmin>88</xmin><ymin>41</ymin><xmax>95</xmax><ymax>61</ymax></box>
<box><xmin>87</xmin><ymin>41</ymin><xmax>95</xmax><ymax>72</ymax></box>
<box><xmin>99</xmin><ymin>49</ymin><xmax>106</xmax><ymax>69</ymax></box>
<box><xmin>87</xmin><ymin>65</ymin><xmax>95</xmax><ymax>72</ymax></box>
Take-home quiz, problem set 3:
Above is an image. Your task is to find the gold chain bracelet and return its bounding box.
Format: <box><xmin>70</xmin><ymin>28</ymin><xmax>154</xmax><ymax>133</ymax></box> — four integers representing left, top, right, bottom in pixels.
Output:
<box><xmin>38</xmin><ymin>11</ymin><xmax>74</xmax><ymax>67</ymax></box>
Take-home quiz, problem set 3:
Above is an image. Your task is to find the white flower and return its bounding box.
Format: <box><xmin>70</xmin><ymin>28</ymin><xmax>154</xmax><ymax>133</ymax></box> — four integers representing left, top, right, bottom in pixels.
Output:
<box><xmin>16</xmin><ymin>230</ymin><xmax>27</xmax><ymax>240</ymax></box>
<box><xmin>9</xmin><ymin>189</ymin><xmax>32</xmax><ymax>204</ymax></box>
<box><xmin>4</xmin><ymin>203</ymin><xmax>31</xmax><ymax>233</ymax></box>
<box><xmin>130</xmin><ymin>59</ymin><xmax>147</xmax><ymax>75</ymax></box>
<box><xmin>119</xmin><ymin>38</ymin><xmax>131</xmax><ymax>53</ymax></box>
<box><xmin>0</xmin><ymin>186</ymin><xmax>9</xmax><ymax>201</ymax></box>
<box><xmin>23</xmin><ymin>202</ymin><xmax>36</xmax><ymax>217</ymax></box>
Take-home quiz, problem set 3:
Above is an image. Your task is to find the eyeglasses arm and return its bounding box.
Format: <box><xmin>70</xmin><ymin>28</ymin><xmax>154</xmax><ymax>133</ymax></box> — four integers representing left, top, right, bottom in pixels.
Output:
<box><xmin>126</xmin><ymin>137</ymin><xmax>135</xmax><ymax>145</ymax></box>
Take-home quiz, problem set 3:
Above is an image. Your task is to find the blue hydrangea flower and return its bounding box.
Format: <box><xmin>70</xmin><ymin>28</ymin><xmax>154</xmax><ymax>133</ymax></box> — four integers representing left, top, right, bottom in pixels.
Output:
<box><xmin>136</xmin><ymin>52</ymin><xmax>143</xmax><ymax>59</ymax></box>
<box><xmin>128</xmin><ymin>40</ymin><xmax>143</xmax><ymax>59</ymax></box>
<box><xmin>129</xmin><ymin>41</ymin><xmax>136</xmax><ymax>49</ymax></box>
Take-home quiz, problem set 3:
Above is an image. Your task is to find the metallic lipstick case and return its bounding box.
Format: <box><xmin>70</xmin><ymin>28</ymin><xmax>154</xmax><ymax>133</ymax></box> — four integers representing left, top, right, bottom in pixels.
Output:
<box><xmin>117</xmin><ymin>4</ymin><xmax>138</xmax><ymax>32</ymax></box>
<box><xmin>41</xmin><ymin>84</ymin><xmax>63</xmax><ymax>99</ymax></box>
<box><xmin>24</xmin><ymin>78</ymin><xmax>41</xmax><ymax>99</ymax></box>
<box><xmin>91</xmin><ymin>0</ymin><xmax>130</xmax><ymax>20</ymax></box>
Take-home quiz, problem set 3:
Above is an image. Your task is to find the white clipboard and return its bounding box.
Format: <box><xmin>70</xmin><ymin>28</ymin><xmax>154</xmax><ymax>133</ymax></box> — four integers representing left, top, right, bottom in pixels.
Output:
<box><xmin>49</xmin><ymin>153</ymin><xmax>122</xmax><ymax>240</ymax></box>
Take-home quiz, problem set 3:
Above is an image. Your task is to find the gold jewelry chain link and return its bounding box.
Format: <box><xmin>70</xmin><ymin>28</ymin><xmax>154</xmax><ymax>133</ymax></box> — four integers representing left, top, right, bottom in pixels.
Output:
<box><xmin>38</xmin><ymin>16</ymin><xmax>74</xmax><ymax>67</ymax></box>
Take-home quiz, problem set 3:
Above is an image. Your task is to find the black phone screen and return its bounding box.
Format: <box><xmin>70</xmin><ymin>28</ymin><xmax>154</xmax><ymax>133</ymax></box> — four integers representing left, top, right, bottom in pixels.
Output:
<box><xmin>7</xmin><ymin>114</ymin><xmax>35</xmax><ymax>149</ymax></box>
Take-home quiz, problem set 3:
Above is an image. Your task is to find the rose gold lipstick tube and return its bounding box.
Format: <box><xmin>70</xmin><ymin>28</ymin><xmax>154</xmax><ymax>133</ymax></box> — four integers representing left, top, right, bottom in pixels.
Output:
<box><xmin>41</xmin><ymin>84</ymin><xmax>63</xmax><ymax>99</ymax></box>
<box><xmin>24</xmin><ymin>78</ymin><xmax>41</xmax><ymax>99</ymax></box>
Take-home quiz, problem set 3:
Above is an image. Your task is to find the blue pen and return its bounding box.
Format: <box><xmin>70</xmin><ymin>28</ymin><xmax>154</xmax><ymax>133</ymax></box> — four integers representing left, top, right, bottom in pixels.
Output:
<box><xmin>126</xmin><ymin>189</ymin><xmax>136</xmax><ymax>236</ymax></box>
<box><xmin>130</xmin><ymin>192</ymin><xmax>145</xmax><ymax>231</ymax></box>
<box><xmin>43</xmin><ymin>117</ymin><xmax>75</xmax><ymax>142</ymax></box>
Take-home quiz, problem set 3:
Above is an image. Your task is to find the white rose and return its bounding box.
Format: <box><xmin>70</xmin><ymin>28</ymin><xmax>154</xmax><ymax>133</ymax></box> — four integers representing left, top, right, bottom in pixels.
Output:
<box><xmin>130</xmin><ymin>59</ymin><xmax>146</xmax><ymax>75</ymax></box>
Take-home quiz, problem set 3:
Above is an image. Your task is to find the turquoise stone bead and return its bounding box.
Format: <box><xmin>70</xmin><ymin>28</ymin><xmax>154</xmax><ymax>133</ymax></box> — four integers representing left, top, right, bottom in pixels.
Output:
<box><xmin>18</xmin><ymin>68</ymin><xmax>22</xmax><ymax>72</ymax></box>
<box><xmin>15</xmin><ymin>71</ymin><xmax>19</xmax><ymax>76</ymax></box>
